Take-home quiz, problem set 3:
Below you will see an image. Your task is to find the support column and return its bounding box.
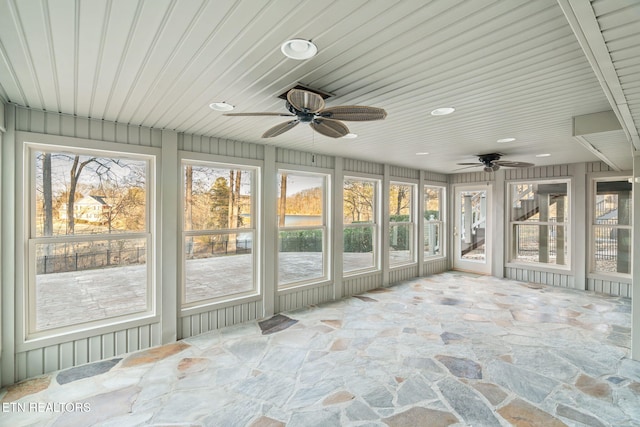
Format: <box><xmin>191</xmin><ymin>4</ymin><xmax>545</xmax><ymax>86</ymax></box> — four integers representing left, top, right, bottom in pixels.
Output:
<box><xmin>631</xmin><ymin>154</ymin><xmax>640</xmax><ymax>361</ymax></box>
<box><xmin>492</xmin><ymin>169</ymin><xmax>505</xmax><ymax>278</ymax></box>
<box><xmin>262</xmin><ymin>146</ymin><xmax>277</xmax><ymax>317</ymax></box>
<box><xmin>333</xmin><ymin>157</ymin><xmax>344</xmax><ymax>299</ymax></box>
<box><xmin>573</xmin><ymin>163</ymin><xmax>587</xmax><ymax>290</ymax></box>
<box><xmin>382</xmin><ymin>165</ymin><xmax>390</xmax><ymax>286</ymax></box>
<box><xmin>417</xmin><ymin>171</ymin><xmax>425</xmax><ymax>276</ymax></box>
<box><xmin>160</xmin><ymin>131</ymin><xmax>178</xmax><ymax>344</ymax></box>
<box><xmin>1</xmin><ymin>104</ymin><xmax>15</xmax><ymax>386</ymax></box>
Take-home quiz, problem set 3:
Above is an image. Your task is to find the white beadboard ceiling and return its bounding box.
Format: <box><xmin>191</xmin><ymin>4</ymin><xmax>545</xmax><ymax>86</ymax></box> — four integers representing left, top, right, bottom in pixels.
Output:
<box><xmin>0</xmin><ymin>0</ymin><xmax>637</xmax><ymax>173</ymax></box>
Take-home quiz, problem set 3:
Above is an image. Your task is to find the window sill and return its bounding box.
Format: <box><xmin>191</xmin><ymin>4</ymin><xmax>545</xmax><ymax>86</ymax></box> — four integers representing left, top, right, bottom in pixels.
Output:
<box><xmin>277</xmin><ymin>279</ymin><xmax>333</xmax><ymax>295</ymax></box>
<box><xmin>181</xmin><ymin>292</ymin><xmax>262</xmax><ymax>316</ymax></box>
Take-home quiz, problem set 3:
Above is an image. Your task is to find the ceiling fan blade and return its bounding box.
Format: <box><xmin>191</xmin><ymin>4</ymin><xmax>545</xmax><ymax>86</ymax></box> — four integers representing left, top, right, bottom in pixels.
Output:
<box><xmin>456</xmin><ymin>163</ymin><xmax>482</xmax><ymax>166</ymax></box>
<box><xmin>262</xmin><ymin>120</ymin><xmax>299</xmax><ymax>138</ymax></box>
<box><xmin>318</xmin><ymin>105</ymin><xmax>387</xmax><ymax>121</ymax></box>
<box><xmin>287</xmin><ymin>89</ymin><xmax>325</xmax><ymax>113</ymax></box>
<box><xmin>452</xmin><ymin>164</ymin><xmax>483</xmax><ymax>171</ymax></box>
<box><xmin>223</xmin><ymin>112</ymin><xmax>295</xmax><ymax>117</ymax></box>
<box><xmin>310</xmin><ymin>118</ymin><xmax>350</xmax><ymax>138</ymax></box>
<box><xmin>494</xmin><ymin>161</ymin><xmax>535</xmax><ymax>168</ymax></box>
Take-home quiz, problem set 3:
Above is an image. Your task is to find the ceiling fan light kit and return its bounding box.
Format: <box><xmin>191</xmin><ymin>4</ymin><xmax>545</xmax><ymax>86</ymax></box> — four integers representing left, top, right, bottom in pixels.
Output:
<box><xmin>281</xmin><ymin>39</ymin><xmax>318</xmax><ymax>60</ymax></box>
<box><xmin>224</xmin><ymin>89</ymin><xmax>387</xmax><ymax>139</ymax></box>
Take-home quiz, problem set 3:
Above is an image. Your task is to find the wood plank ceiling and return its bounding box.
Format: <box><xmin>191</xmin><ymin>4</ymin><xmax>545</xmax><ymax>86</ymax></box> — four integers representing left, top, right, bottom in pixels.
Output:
<box><xmin>0</xmin><ymin>0</ymin><xmax>637</xmax><ymax>173</ymax></box>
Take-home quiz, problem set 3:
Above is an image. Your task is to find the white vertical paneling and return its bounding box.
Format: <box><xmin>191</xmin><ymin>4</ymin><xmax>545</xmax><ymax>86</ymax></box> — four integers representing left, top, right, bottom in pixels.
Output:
<box><xmin>450</xmin><ymin>171</ymin><xmax>495</xmax><ymax>184</ymax></box>
<box><xmin>15</xmin><ymin>353</ymin><xmax>27</xmax><ymax>383</ymax></box>
<box><xmin>343</xmin><ymin>158</ymin><xmax>384</xmax><ymax>175</ymax></box>
<box><xmin>423</xmin><ymin>258</ymin><xmax>448</xmax><ymax>276</ymax></box>
<box><xmin>276</xmin><ymin>147</ymin><xmax>334</xmax><ymax>169</ymax></box>
<box><xmin>74</xmin><ymin>339</ymin><xmax>88</xmax><ymax>366</ymax></box>
<box><xmin>276</xmin><ymin>284</ymin><xmax>334</xmax><ymax>313</ymax></box>
<box><xmin>587</xmin><ymin>278</ymin><xmax>631</xmax><ymax>297</ymax></box>
<box><xmin>389</xmin><ymin>165</ymin><xmax>419</xmax><ymax>180</ymax></box>
<box><xmin>179</xmin><ymin>134</ymin><xmax>265</xmax><ymax>159</ymax></box>
<box><xmin>26</xmin><ymin>349</ymin><xmax>43</xmax><ymax>379</ymax></box>
<box><xmin>14</xmin><ymin>107</ymin><xmax>163</xmax><ymax>146</ymax></box>
<box><xmin>423</xmin><ymin>170</ymin><xmax>448</xmax><ymax>183</ymax></box>
<box><xmin>343</xmin><ymin>272</ymin><xmax>384</xmax><ymax>297</ymax></box>
<box><xmin>88</xmin><ymin>336</ymin><xmax>102</xmax><ymax>363</ymax></box>
<box><xmin>102</xmin><ymin>333</ymin><xmax>115</xmax><ymax>359</ymax></box>
<box><xmin>389</xmin><ymin>265</ymin><xmax>419</xmax><ymax>284</ymax></box>
<box><xmin>43</xmin><ymin>346</ymin><xmax>59</xmax><ymax>374</ymax></box>
<box><xmin>59</xmin><ymin>342</ymin><xmax>74</xmax><ymax>370</ymax></box>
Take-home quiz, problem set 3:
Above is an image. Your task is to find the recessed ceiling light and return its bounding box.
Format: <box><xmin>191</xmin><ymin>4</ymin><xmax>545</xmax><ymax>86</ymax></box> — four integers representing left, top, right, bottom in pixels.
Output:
<box><xmin>430</xmin><ymin>107</ymin><xmax>455</xmax><ymax>116</ymax></box>
<box><xmin>416</xmin><ymin>152</ymin><xmax>430</xmax><ymax>155</ymax></box>
<box><xmin>536</xmin><ymin>153</ymin><xmax>551</xmax><ymax>157</ymax></box>
<box><xmin>497</xmin><ymin>137</ymin><xmax>516</xmax><ymax>143</ymax></box>
<box><xmin>209</xmin><ymin>102</ymin><xmax>234</xmax><ymax>111</ymax></box>
<box><xmin>343</xmin><ymin>133</ymin><xmax>358</xmax><ymax>139</ymax></box>
<box><xmin>281</xmin><ymin>39</ymin><xmax>317</xmax><ymax>60</ymax></box>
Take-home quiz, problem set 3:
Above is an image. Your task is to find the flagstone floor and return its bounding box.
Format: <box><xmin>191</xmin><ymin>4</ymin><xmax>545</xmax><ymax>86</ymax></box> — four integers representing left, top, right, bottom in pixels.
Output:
<box><xmin>3</xmin><ymin>272</ymin><xmax>639</xmax><ymax>426</ymax></box>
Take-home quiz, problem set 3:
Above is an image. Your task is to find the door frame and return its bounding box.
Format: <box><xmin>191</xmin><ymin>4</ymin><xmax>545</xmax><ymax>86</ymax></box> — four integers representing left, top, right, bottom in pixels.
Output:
<box><xmin>452</xmin><ymin>183</ymin><xmax>492</xmax><ymax>274</ymax></box>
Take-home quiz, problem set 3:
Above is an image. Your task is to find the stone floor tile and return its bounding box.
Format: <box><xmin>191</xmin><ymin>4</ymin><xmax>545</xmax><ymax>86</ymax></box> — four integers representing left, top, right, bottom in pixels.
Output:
<box><xmin>498</xmin><ymin>398</ymin><xmax>568</xmax><ymax>426</ymax></box>
<box><xmin>120</xmin><ymin>342</ymin><xmax>190</xmax><ymax>367</ymax></box>
<box><xmin>382</xmin><ymin>407</ymin><xmax>458</xmax><ymax>427</ymax></box>
<box><xmin>56</xmin><ymin>358</ymin><xmax>121</xmax><ymax>385</ymax></box>
<box><xmin>1</xmin><ymin>375</ymin><xmax>51</xmax><ymax>402</ymax></box>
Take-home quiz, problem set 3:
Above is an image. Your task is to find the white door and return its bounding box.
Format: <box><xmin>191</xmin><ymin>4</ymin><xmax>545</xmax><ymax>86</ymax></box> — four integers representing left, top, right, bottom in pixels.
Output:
<box><xmin>453</xmin><ymin>185</ymin><xmax>492</xmax><ymax>274</ymax></box>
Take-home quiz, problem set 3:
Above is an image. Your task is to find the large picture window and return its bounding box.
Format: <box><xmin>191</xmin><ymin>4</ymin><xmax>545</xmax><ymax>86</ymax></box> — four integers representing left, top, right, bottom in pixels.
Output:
<box><xmin>424</xmin><ymin>185</ymin><xmax>445</xmax><ymax>259</ymax></box>
<box><xmin>389</xmin><ymin>182</ymin><xmax>416</xmax><ymax>266</ymax></box>
<box><xmin>509</xmin><ymin>180</ymin><xmax>569</xmax><ymax>266</ymax></box>
<box><xmin>277</xmin><ymin>170</ymin><xmax>329</xmax><ymax>287</ymax></box>
<box><xmin>182</xmin><ymin>161</ymin><xmax>257</xmax><ymax>307</ymax></box>
<box><xmin>343</xmin><ymin>177</ymin><xmax>379</xmax><ymax>275</ymax></box>
<box><xmin>591</xmin><ymin>178</ymin><xmax>632</xmax><ymax>276</ymax></box>
<box><xmin>28</xmin><ymin>145</ymin><xmax>153</xmax><ymax>335</ymax></box>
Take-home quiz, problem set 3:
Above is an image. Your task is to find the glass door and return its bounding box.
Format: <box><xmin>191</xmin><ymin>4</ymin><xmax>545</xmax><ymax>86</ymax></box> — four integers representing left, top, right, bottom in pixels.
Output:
<box><xmin>453</xmin><ymin>185</ymin><xmax>492</xmax><ymax>274</ymax></box>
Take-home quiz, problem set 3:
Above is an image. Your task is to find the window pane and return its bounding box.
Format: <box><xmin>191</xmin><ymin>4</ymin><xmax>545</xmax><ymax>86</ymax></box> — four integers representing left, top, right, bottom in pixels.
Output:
<box><xmin>184</xmin><ymin>165</ymin><xmax>252</xmax><ymax>231</ymax></box>
<box><xmin>424</xmin><ymin>187</ymin><xmax>441</xmax><ymax>220</ymax></box>
<box><xmin>344</xmin><ymin>179</ymin><xmax>375</xmax><ymax>224</ymax></box>
<box><xmin>390</xmin><ymin>183</ymin><xmax>412</xmax><ymax>222</ymax></box>
<box><xmin>279</xmin><ymin>229</ymin><xmax>325</xmax><ymax>285</ymax></box>
<box><xmin>35</xmin><ymin>151</ymin><xmax>146</xmax><ymax>236</ymax></box>
<box><xmin>593</xmin><ymin>226</ymin><xmax>631</xmax><ymax>274</ymax></box>
<box><xmin>184</xmin><ymin>232</ymin><xmax>254</xmax><ymax>304</ymax></box>
<box><xmin>390</xmin><ymin>223</ymin><xmax>412</xmax><ymax>264</ymax></box>
<box><xmin>424</xmin><ymin>222</ymin><xmax>441</xmax><ymax>257</ymax></box>
<box><xmin>511</xmin><ymin>183</ymin><xmax>568</xmax><ymax>222</ymax></box>
<box><xmin>595</xmin><ymin>181</ymin><xmax>632</xmax><ymax>226</ymax></box>
<box><xmin>35</xmin><ymin>238</ymin><xmax>147</xmax><ymax>331</ymax></box>
<box><xmin>344</xmin><ymin>226</ymin><xmax>375</xmax><ymax>273</ymax></box>
<box><xmin>513</xmin><ymin>224</ymin><xmax>567</xmax><ymax>265</ymax></box>
<box><xmin>277</xmin><ymin>172</ymin><xmax>324</xmax><ymax>226</ymax></box>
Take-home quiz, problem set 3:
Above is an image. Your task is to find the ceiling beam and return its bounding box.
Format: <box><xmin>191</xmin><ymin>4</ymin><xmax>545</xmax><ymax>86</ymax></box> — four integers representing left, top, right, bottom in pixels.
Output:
<box><xmin>557</xmin><ymin>0</ymin><xmax>640</xmax><ymax>151</ymax></box>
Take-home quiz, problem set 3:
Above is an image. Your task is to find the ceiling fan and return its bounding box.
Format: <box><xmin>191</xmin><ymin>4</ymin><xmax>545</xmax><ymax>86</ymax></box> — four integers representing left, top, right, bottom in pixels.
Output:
<box><xmin>223</xmin><ymin>89</ymin><xmax>387</xmax><ymax>138</ymax></box>
<box><xmin>456</xmin><ymin>153</ymin><xmax>534</xmax><ymax>172</ymax></box>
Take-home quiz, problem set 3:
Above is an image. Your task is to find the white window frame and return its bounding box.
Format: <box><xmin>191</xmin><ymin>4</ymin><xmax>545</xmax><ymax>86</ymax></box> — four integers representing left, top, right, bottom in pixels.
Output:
<box><xmin>180</xmin><ymin>156</ymin><xmax>261</xmax><ymax>312</ymax></box>
<box><xmin>389</xmin><ymin>180</ymin><xmax>417</xmax><ymax>267</ymax></box>
<box><xmin>507</xmin><ymin>178</ymin><xmax>571</xmax><ymax>270</ymax></box>
<box><xmin>588</xmin><ymin>174</ymin><xmax>633</xmax><ymax>280</ymax></box>
<box><xmin>23</xmin><ymin>136</ymin><xmax>158</xmax><ymax>342</ymax></box>
<box><xmin>277</xmin><ymin>168</ymin><xmax>331</xmax><ymax>289</ymax></box>
<box><xmin>343</xmin><ymin>175</ymin><xmax>381</xmax><ymax>276</ymax></box>
<box><xmin>423</xmin><ymin>184</ymin><xmax>446</xmax><ymax>261</ymax></box>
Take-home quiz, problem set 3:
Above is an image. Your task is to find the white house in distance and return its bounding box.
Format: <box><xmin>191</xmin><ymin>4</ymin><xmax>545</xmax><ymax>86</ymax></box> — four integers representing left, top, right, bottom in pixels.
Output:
<box><xmin>59</xmin><ymin>195</ymin><xmax>111</xmax><ymax>225</ymax></box>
